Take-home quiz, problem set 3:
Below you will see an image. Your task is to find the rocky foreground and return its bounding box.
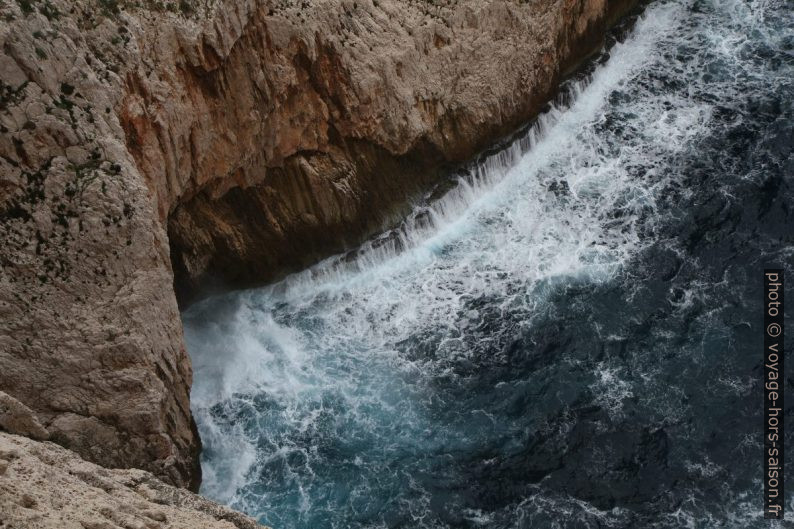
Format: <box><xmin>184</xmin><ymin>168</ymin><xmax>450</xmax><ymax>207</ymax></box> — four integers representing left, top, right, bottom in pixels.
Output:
<box><xmin>0</xmin><ymin>430</ymin><xmax>265</xmax><ymax>529</ymax></box>
<box><xmin>0</xmin><ymin>0</ymin><xmax>636</xmax><ymax>524</ymax></box>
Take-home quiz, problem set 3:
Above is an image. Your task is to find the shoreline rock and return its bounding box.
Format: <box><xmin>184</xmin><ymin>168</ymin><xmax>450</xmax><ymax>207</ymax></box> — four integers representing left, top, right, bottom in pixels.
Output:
<box><xmin>153</xmin><ymin>0</ymin><xmax>640</xmax><ymax>305</ymax></box>
<box><xmin>0</xmin><ymin>0</ymin><xmax>638</xmax><ymax>502</ymax></box>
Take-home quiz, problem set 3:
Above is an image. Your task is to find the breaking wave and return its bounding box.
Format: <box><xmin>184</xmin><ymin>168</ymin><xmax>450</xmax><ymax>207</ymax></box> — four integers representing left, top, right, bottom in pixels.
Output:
<box><xmin>184</xmin><ymin>0</ymin><xmax>794</xmax><ymax>526</ymax></box>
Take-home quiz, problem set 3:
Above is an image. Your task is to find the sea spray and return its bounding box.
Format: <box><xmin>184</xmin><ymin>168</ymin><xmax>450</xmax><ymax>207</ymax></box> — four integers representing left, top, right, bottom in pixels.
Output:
<box><xmin>185</xmin><ymin>0</ymin><xmax>794</xmax><ymax>526</ymax></box>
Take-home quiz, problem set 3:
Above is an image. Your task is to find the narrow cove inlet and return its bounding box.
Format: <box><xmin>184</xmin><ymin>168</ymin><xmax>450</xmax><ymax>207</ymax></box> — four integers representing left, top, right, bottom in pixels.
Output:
<box><xmin>0</xmin><ymin>0</ymin><xmax>791</xmax><ymax>527</ymax></box>
<box><xmin>183</xmin><ymin>0</ymin><xmax>794</xmax><ymax>527</ymax></box>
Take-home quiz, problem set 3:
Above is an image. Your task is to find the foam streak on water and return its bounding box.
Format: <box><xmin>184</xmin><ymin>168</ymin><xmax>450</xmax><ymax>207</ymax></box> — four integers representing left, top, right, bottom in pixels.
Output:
<box><xmin>184</xmin><ymin>0</ymin><xmax>794</xmax><ymax>525</ymax></box>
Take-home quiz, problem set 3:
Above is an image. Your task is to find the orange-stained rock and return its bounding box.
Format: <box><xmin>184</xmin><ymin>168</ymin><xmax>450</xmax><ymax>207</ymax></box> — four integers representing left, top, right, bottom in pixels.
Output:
<box><xmin>0</xmin><ymin>0</ymin><xmax>636</xmax><ymax>492</ymax></box>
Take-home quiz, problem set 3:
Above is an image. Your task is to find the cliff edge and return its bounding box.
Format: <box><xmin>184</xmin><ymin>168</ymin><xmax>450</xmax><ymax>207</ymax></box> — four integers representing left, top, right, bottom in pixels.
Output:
<box><xmin>0</xmin><ymin>0</ymin><xmax>636</xmax><ymax>497</ymax></box>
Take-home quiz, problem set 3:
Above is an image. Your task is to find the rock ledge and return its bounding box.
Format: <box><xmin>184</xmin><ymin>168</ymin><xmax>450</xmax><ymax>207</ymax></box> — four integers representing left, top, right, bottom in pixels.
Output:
<box><xmin>0</xmin><ymin>432</ymin><xmax>266</xmax><ymax>529</ymax></box>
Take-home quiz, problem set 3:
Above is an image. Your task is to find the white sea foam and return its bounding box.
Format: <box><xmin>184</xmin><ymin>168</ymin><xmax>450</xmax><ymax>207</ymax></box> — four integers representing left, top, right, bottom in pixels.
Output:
<box><xmin>186</xmin><ymin>0</ymin><xmax>690</xmax><ymax>515</ymax></box>
<box><xmin>182</xmin><ymin>0</ymin><xmax>793</xmax><ymax>524</ymax></box>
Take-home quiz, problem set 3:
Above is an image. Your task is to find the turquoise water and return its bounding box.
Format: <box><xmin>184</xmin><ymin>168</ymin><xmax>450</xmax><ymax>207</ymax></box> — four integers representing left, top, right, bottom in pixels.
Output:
<box><xmin>184</xmin><ymin>0</ymin><xmax>794</xmax><ymax>526</ymax></box>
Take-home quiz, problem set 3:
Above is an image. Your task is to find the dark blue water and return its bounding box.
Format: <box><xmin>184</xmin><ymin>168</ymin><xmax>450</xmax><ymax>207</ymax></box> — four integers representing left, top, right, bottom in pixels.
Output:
<box><xmin>183</xmin><ymin>0</ymin><xmax>794</xmax><ymax>526</ymax></box>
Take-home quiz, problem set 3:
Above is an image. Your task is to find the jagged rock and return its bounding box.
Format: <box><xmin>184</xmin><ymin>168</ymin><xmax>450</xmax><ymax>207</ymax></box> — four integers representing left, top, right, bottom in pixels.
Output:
<box><xmin>0</xmin><ymin>0</ymin><xmax>200</xmax><ymax>488</ymax></box>
<box><xmin>150</xmin><ymin>0</ymin><xmax>638</xmax><ymax>301</ymax></box>
<box><xmin>0</xmin><ymin>432</ymin><xmax>266</xmax><ymax>529</ymax></box>
<box><xmin>0</xmin><ymin>0</ymin><xmax>636</xmax><ymax>494</ymax></box>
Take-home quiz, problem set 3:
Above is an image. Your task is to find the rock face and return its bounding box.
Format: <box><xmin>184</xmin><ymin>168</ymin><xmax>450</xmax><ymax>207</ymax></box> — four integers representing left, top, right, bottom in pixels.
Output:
<box><xmin>0</xmin><ymin>391</ymin><xmax>49</xmax><ymax>441</ymax></box>
<box><xmin>0</xmin><ymin>431</ymin><xmax>266</xmax><ymax>529</ymax></box>
<box><xmin>0</xmin><ymin>0</ymin><xmax>201</xmax><ymax>490</ymax></box>
<box><xmin>149</xmin><ymin>0</ymin><xmax>637</xmax><ymax>301</ymax></box>
<box><xmin>0</xmin><ymin>0</ymin><xmax>636</xmax><ymax>495</ymax></box>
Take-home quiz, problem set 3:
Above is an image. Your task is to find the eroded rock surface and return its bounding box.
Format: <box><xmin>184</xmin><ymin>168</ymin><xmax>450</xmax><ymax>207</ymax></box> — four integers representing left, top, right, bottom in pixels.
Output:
<box><xmin>0</xmin><ymin>0</ymin><xmax>636</xmax><ymax>494</ymax></box>
<box><xmin>147</xmin><ymin>0</ymin><xmax>637</xmax><ymax>300</ymax></box>
<box><xmin>0</xmin><ymin>432</ymin><xmax>265</xmax><ymax>529</ymax></box>
<box><xmin>0</xmin><ymin>391</ymin><xmax>49</xmax><ymax>441</ymax></box>
<box><xmin>0</xmin><ymin>0</ymin><xmax>200</xmax><ymax>489</ymax></box>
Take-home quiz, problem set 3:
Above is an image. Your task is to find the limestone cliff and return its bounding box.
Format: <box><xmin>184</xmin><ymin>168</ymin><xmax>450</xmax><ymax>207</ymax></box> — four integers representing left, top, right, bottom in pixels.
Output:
<box><xmin>1</xmin><ymin>0</ymin><xmax>201</xmax><ymax>490</ymax></box>
<box><xmin>140</xmin><ymin>0</ymin><xmax>637</xmax><ymax>301</ymax></box>
<box><xmin>0</xmin><ymin>0</ymin><xmax>636</xmax><ymax>496</ymax></box>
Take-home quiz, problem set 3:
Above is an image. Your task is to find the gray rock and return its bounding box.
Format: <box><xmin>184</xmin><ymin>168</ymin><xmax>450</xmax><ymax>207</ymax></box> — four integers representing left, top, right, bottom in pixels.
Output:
<box><xmin>0</xmin><ymin>391</ymin><xmax>49</xmax><ymax>440</ymax></box>
<box><xmin>0</xmin><ymin>432</ymin><xmax>266</xmax><ymax>529</ymax></box>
